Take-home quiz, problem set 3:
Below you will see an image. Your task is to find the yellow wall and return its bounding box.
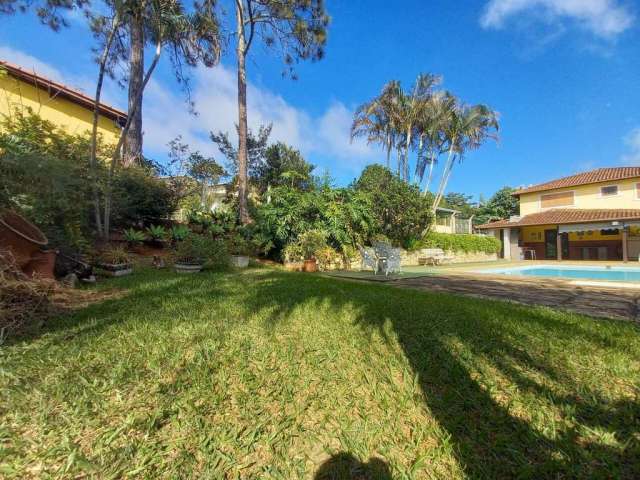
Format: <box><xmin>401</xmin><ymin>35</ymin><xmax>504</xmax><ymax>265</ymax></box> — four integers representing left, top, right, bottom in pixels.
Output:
<box><xmin>519</xmin><ymin>179</ymin><xmax>640</xmax><ymax>216</ymax></box>
<box><xmin>0</xmin><ymin>74</ymin><xmax>122</xmax><ymax>144</ymax></box>
<box><xmin>521</xmin><ymin>225</ymin><xmax>622</xmax><ymax>242</ymax></box>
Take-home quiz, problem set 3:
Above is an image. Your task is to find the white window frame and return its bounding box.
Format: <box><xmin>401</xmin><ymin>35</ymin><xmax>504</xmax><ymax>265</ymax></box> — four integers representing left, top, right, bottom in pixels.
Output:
<box><xmin>599</xmin><ymin>184</ymin><xmax>620</xmax><ymax>198</ymax></box>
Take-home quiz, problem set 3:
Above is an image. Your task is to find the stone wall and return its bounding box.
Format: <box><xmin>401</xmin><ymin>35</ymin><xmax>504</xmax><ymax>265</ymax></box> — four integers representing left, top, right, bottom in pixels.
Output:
<box><xmin>284</xmin><ymin>249</ymin><xmax>498</xmax><ymax>271</ymax></box>
<box><xmin>401</xmin><ymin>249</ymin><xmax>498</xmax><ymax>266</ymax></box>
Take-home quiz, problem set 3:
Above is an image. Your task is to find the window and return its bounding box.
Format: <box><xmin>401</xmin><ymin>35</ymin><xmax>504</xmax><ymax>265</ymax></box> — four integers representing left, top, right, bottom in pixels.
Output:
<box><xmin>540</xmin><ymin>191</ymin><xmax>574</xmax><ymax>208</ymax></box>
<box><xmin>601</xmin><ymin>229</ymin><xmax>619</xmax><ymax>236</ymax></box>
<box><xmin>600</xmin><ymin>185</ymin><xmax>618</xmax><ymax>197</ymax></box>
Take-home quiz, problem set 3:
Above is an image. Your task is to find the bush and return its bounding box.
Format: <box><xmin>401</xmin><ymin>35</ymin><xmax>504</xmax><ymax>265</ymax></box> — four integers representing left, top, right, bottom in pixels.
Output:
<box><xmin>100</xmin><ymin>246</ymin><xmax>132</xmax><ymax>265</ymax></box>
<box><xmin>254</xmin><ymin>186</ymin><xmax>376</xmax><ymax>260</ymax></box>
<box><xmin>174</xmin><ymin>234</ymin><xmax>229</xmax><ymax>269</ymax></box>
<box><xmin>298</xmin><ymin>229</ymin><xmax>327</xmax><ymax>260</ymax></box>
<box><xmin>415</xmin><ymin>232</ymin><xmax>501</xmax><ymax>254</ymax></box>
<box><xmin>0</xmin><ymin>110</ymin><xmax>106</xmax><ymax>250</ymax></box>
<box><xmin>111</xmin><ymin>168</ymin><xmax>178</xmax><ymax>228</ymax></box>
<box><xmin>354</xmin><ymin>165</ymin><xmax>434</xmax><ymax>247</ymax></box>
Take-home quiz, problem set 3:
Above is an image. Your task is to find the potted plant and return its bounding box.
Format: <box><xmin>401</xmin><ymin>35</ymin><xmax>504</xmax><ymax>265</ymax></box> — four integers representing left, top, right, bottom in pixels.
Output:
<box><xmin>227</xmin><ymin>234</ymin><xmax>251</xmax><ymax>268</ymax></box>
<box><xmin>98</xmin><ymin>246</ymin><xmax>133</xmax><ymax>277</ymax></box>
<box><xmin>298</xmin><ymin>230</ymin><xmax>326</xmax><ymax>273</ymax></box>
<box><xmin>283</xmin><ymin>243</ymin><xmax>304</xmax><ymax>271</ymax></box>
<box><xmin>173</xmin><ymin>234</ymin><xmax>208</xmax><ymax>273</ymax></box>
<box><xmin>170</xmin><ymin>224</ymin><xmax>190</xmax><ymax>244</ymax></box>
<box><xmin>123</xmin><ymin>228</ymin><xmax>146</xmax><ymax>252</ymax></box>
<box><xmin>145</xmin><ymin>224</ymin><xmax>168</xmax><ymax>248</ymax></box>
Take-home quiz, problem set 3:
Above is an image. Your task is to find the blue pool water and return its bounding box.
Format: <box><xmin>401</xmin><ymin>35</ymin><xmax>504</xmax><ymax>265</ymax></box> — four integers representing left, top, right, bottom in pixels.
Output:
<box><xmin>477</xmin><ymin>265</ymin><xmax>640</xmax><ymax>282</ymax></box>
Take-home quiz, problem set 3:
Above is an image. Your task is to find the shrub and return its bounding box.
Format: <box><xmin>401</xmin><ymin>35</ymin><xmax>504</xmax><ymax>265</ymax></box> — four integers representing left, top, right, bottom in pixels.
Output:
<box><xmin>354</xmin><ymin>165</ymin><xmax>434</xmax><ymax>247</ymax></box>
<box><xmin>314</xmin><ymin>246</ymin><xmax>340</xmax><ymax>271</ymax></box>
<box><xmin>254</xmin><ymin>186</ymin><xmax>376</xmax><ymax>259</ymax></box>
<box><xmin>0</xmin><ymin>110</ymin><xmax>106</xmax><ymax>251</ymax></box>
<box><xmin>226</xmin><ymin>233</ymin><xmax>253</xmax><ymax>256</ymax></box>
<box><xmin>174</xmin><ymin>234</ymin><xmax>229</xmax><ymax>268</ymax></box>
<box><xmin>415</xmin><ymin>232</ymin><xmax>501</xmax><ymax>254</ymax></box>
<box><xmin>170</xmin><ymin>224</ymin><xmax>190</xmax><ymax>242</ymax></box>
<box><xmin>100</xmin><ymin>246</ymin><xmax>132</xmax><ymax>265</ymax></box>
<box><xmin>123</xmin><ymin>228</ymin><xmax>146</xmax><ymax>245</ymax></box>
<box><xmin>111</xmin><ymin>168</ymin><xmax>178</xmax><ymax>229</ymax></box>
<box><xmin>282</xmin><ymin>243</ymin><xmax>304</xmax><ymax>263</ymax></box>
<box><xmin>146</xmin><ymin>224</ymin><xmax>168</xmax><ymax>241</ymax></box>
<box><xmin>298</xmin><ymin>229</ymin><xmax>327</xmax><ymax>260</ymax></box>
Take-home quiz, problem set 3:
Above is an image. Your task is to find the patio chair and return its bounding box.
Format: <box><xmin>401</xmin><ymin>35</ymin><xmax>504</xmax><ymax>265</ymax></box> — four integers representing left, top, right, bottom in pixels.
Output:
<box><xmin>358</xmin><ymin>245</ymin><xmax>378</xmax><ymax>274</ymax></box>
<box><xmin>373</xmin><ymin>242</ymin><xmax>403</xmax><ymax>276</ymax></box>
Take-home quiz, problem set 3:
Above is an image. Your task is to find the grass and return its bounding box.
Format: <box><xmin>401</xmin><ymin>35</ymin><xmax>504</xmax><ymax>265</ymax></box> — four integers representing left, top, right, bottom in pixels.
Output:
<box><xmin>1</xmin><ymin>267</ymin><xmax>639</xmax><ymax>479</ymax></box>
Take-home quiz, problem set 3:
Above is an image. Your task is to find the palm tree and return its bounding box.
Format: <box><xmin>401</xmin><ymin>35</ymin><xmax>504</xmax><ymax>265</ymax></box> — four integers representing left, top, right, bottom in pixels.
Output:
<box><xmin>414</xmin><ymin>90</ymin><xmax>455</xmax><ymax>193</ymax></box>
<box><xmin>432</xmin><ymin>102</ymin><xmax>499</xmax><ymax>211</ymax></box>
<box><xmin>397</xmin><ymin>73</ymin><xmax>441</xmax><ymax>182</ymax></box>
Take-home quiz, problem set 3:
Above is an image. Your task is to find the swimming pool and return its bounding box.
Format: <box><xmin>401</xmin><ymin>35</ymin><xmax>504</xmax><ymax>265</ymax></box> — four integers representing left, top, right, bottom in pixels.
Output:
<box><xmin>475</xmin><ymin>265</ymin><xmax>640</xmax><ymax>282</ymax></box>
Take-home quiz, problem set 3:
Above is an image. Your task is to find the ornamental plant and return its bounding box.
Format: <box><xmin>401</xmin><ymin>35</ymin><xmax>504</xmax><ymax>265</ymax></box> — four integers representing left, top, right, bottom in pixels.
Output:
<box><xmin>123</xmin><ymin>228</ymin><xmax>146</xmax><ymax>246</ymax></box>
<box><xmin>298</xmin><ymin>230</ymin><xmax>327</xmax><ymax>261</ymax></box>
<box><xmin>146</xmin><ymin>224</ymin><xmax>168</xmax><ymax>242</ymax></box>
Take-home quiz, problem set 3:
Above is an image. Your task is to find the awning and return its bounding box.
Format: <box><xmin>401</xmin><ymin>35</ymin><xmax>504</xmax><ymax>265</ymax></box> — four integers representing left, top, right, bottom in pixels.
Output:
<box><xmin>559</xmin><ymin>222</ymin><xmax>620</xmax><ymax>233</ymax></box>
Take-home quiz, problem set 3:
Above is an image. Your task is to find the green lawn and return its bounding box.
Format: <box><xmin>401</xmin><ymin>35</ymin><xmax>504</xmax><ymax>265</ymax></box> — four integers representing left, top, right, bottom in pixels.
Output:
<box><xmin>1</xmin><ymin>267</ymin><xmax>639</xmax><ymax>479</ymax></box>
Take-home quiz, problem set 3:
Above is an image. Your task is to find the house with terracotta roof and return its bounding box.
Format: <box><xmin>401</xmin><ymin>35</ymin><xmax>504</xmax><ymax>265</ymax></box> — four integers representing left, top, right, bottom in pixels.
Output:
<box><xmin>477</xmin><ymin>167</ymin><xmax>640</xmax><ymax>262</ymax></box>
<box><xmin>0</xmin><ymin>60</ymin><xmax>126</xmax><ymax>144</ymax></box>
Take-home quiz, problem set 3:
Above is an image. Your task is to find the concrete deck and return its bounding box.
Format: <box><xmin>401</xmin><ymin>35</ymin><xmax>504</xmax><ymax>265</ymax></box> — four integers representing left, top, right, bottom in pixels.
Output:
<box><xmin>327</xmin><ymin>261</ymin><xmax>640</xmax><ymax>322</ymax></box>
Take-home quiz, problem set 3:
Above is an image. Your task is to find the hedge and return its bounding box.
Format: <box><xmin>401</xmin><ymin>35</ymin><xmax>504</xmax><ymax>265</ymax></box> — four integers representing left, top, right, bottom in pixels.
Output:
<box><xmin>414</xmin><ymin>232</ymin><xmax>501</xmax><ymax>254</ymax></box>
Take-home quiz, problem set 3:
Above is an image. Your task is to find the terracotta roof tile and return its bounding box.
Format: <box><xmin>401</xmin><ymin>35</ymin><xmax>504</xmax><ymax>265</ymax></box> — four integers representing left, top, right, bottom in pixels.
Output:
<box><xmin>476</xmin><ymin>209</ymin><xmax>640</xmax><ymax>229</ymax></box>
<box><xmin>514</xmin><ymin>167</ymin><xmax>640</xmax><ymax>195</ymax></box>
<box><xmin>0</xmin><ymin>60</ymin><xmax>127</xmax><ymax>125</ymax></box>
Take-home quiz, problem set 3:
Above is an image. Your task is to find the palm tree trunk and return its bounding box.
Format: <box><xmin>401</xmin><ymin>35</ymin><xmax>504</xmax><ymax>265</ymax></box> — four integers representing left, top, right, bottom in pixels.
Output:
<box><xmin>385</xmin><ymin>132</ymin><xmax>391</xmax><ymax>169</ymax></box>
<box><xmin>236</xmin><ymin>0</ymin><xmax>250</xmax><ymax>224</ymax></box>
<box><xmin>123</xmin><ymin>6</ymin><xmax>145</xmax><ymax>167</ymax></box>
<box><xmin>89</xmin><ymin>11</ymin><xmax>120</xmax><ymax>238</ymax></box>
<box><xmin>103</xmin><ymin>41</ymin><xmax>162</xmax><ymax>239</ymax></box>
<box><xmin>425</xmin><ymin>152</ymin><xmax>436</xmax><ymax>193</ymax></box>
<box><xmin>432</xmin><ymin>143</ymin><xmax>455</xmax><ymax>211</ymax></box>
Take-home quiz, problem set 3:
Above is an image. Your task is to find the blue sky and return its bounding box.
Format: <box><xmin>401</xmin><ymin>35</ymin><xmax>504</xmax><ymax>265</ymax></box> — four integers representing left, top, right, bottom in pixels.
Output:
<box><xmin>1</xmin><ymin>0</ymin><xmax>639</xmax><ymax>200</ymax></box>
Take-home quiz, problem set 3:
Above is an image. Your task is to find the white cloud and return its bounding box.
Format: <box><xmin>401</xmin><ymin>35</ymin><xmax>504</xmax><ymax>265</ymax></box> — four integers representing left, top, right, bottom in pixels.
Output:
<box><xmin>1</xmin><ymin>46</ymin><xmax>375</xmax><ymax>177</ymax></box>
<box><xmin>142</xmin><ymin>64</ymin><xmax>374</xmax><ymax>176</ymax></box>
<box><xmin>621</xmin><ymin>127</ymin><xmax>640</xmax><ymax>165</ymax></box>
<box><xmin>480</xmin><ymin>0</ymin><xmax>634</xmax><ymax>37</ymax></box>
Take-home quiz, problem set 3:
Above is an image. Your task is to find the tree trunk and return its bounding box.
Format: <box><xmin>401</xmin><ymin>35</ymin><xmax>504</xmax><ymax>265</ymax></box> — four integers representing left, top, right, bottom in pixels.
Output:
<box><xmin>89</xmin><ymin>12</ymin><xmax>120</xmax><ymax>238</ymax></box>
<box><xmin>123</xmin><ymin>7</ymin><xmax>144</xmax><ymax>167</ymax></box>
<box><xmin>432</xmin><ymin>143</ymin><xmax>455</xmax><ymax>212</ymax></box>
<box><xmin>102</xmin><ymin>42</ymin><xmax>162</xmax><ymax>239</ymax></box>
<box><xmin>236</xmin><ymin>0</ymin><xmax>250</xmax><ymax>224</ymax></box>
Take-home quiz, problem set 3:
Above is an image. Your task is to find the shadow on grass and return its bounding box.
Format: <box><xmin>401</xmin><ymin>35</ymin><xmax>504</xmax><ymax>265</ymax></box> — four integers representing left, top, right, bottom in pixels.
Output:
<box><xmin>314</xmin><ymin>452</ymin><xmax>392</xmax><ymax>480</ymax></box>
<box><xmin>18</xmin><ymin>268</ymin><xmax>640</xmax><ymax>478</ymax></box>
<box><xmin>239</xmin><ymin>271</ymin><xmax>640</xmax><ymax>479</ymax></box>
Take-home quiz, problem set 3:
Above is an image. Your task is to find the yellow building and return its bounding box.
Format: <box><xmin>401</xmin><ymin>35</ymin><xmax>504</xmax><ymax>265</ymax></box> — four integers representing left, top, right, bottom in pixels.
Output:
<box><xmin>477</xmin><ymin>167</ymin><xmax>640</xmax><ymax>261</ymax></box>
<box><xmin>0</xmin><ymin>60</ymin><xmax>126</xmax><ymax>144</ymax></box>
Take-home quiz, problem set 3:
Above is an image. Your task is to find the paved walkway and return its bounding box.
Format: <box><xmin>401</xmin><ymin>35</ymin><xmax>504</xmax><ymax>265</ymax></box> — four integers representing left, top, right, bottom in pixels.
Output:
<box><xmin>392</xmin><ymin>273</ymin><xmax>640</xmax><ymax>322</ymax></box>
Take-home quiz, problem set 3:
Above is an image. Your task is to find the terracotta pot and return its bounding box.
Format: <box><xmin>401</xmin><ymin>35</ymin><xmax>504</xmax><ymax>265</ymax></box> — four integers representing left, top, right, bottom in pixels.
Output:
<box><xmin>0</xmin><ymin>211</ymin><xmax>48</xmax><ymax>268</ymax></box>
<box><xmin>23</xmin><ymin>249</ymin><xmax>57</xmax><ymax>279</ymax></box>
<box><xmin>303</xmin><ymin>259</ymin><xmax>318</xmax><ymax>273</ymax></box>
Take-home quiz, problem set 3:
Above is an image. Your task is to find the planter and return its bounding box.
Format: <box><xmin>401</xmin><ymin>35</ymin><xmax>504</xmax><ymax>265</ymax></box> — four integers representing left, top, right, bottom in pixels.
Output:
<box><xmin>283</xmin><ymin>261</ymin><xmax>304</xmax><ymax>271</ymax></box>
<box><xmin>99</xmin><ymin>262</ymin><xmax>133</xmax><ymax>277</ymax></box>
<box><xmin>303</xmin><ymin>258</ymin><xmax>318</xmax><ymax>273</ymax></box>
<box><xmin>174</xmin><ymin>262</ymin><xmax>204</xmax><ymax>274</ymax></box>
<box><xmin>231</xmin><ymin>255</ymin><xmax>250</xmax><ymax>268</ymax></box>
<box><xmin>0</xmin><ymin>210</ymin><xmax>48</xmax><ymax>268</ymax></box>
<box><xmin>23</xmin><ymin>249</ymin><xmax>57</xmax><ymax>279</ymax></box>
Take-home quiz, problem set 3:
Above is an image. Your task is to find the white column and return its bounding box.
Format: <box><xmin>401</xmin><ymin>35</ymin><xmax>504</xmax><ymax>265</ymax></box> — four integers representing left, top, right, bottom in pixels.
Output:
<box><xmin>503</xmin><ymin>228</ymin><xmax>511</xmax><ymax>260</ymax></box>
